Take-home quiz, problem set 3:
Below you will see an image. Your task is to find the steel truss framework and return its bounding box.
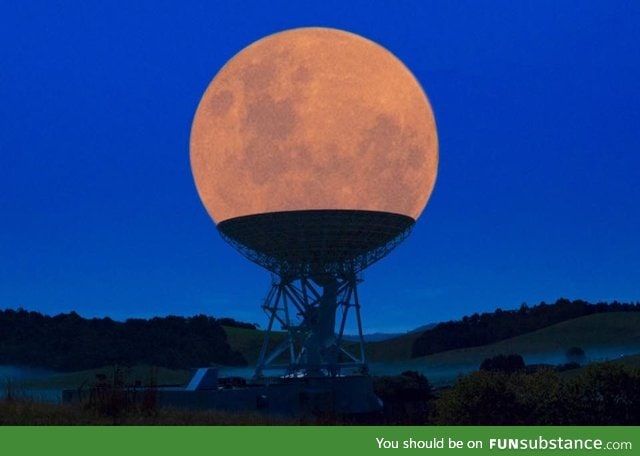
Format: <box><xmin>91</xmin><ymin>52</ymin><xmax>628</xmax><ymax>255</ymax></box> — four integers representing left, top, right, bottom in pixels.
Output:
<box><xmin>254</xmin><ymin>271</ymin><xmax>367</xmax><ymax>379</ymax></box>
<box><xmin>216</xmin><ymin>210</ymin><xmax>415</xmax><ymax>379</ymax></box>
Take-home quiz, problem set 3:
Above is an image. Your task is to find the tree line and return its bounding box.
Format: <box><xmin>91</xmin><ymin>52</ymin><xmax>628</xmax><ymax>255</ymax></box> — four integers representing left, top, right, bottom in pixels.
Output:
<box><xmin>411</xmin><ymin>298</ymin><xmax>640</xmax><ymax>357</ymax></box>
<box><xmin>0</xmin><ymin>308</ymin><xmax>248</xmax><ymax>371</ymax></box>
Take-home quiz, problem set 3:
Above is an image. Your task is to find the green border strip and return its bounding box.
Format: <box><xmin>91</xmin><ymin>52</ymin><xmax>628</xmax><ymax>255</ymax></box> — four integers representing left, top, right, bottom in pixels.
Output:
<box><xmin>0</xmin><ymin>426</ymin><xmax>637</xmax><ymax>456</ymax></box>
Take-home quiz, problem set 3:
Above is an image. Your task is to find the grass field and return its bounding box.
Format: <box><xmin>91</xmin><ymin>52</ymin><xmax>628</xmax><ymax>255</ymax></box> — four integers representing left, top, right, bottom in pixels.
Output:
<box><xmin>364</xmin><ymin>331</ymin><xmax>422</xmax><ymax>362</ymax></box>
<box><xmin>226</xmin><ymin>312</ymin><xmax>640</xmax><ymax>365</ymax></box>
<box><xmin>375</xmin><ymin>312</ymin><xmax>640</xmax><ymax>380</ymax></box>
<box><xmin>223</xmin><ymin>312</ymin><xmax>640</xmax><ymax>386</ymax></box>
<box><xmin>222</xmin><ymin>325</ymin><xmax>421</xmax><ymax>364</ymax></box>
<box><xmin>222</xmin><ymin>325</ymin><xmax>286</xmax><ymax>365</ymax></box>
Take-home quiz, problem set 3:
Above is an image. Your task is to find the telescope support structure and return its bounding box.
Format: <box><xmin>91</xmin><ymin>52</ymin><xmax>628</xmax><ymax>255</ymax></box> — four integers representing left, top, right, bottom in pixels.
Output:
<box><xmin>254</xmin><ymin>271</ymin><xmax>367</xmax><ymax>379</ymax></box>
<box><xmin>216</xmin><ymin>209</ymin><xmax>415</xmax><ymax>380</ymax></box>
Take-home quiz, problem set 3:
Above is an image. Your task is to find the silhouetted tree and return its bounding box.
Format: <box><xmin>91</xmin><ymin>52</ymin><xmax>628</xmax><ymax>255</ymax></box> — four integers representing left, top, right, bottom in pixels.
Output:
<box><xmin>374</xmin><ymin>371</ymin><xmax>434</xmax><ymax>424</ymax></box>
<box><xmin>480</xmin><ymin>354</ymin><xmax>525</xmax><ymax>373</ymax></box>
<box><xmin>565</xmin><ymin>346</ymin><xmax>586</xmax><ymax>364</ymax></box>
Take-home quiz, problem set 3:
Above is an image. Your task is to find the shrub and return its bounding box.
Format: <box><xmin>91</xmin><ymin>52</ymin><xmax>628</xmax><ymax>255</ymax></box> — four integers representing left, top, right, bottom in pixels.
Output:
<box><xmin>479</xmin><ymin>354</ymin><xmax>525</xmax><ymax>373</ymax></box>
<box><xmin>374</xmin><ymin>371</ymin><xmax>434</xmax><ymax>424</ymax></box>
<box><xmin>565</xmin><ymin>346</ymin><xmax>586</xmax><ymax>364</ymax></box>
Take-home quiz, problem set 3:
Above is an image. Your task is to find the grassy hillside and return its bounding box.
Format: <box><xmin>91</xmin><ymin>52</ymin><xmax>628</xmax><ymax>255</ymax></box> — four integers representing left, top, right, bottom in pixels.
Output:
<box><xmin>223</xmin><ymin>325</ymin><xmax>420</xmax><ymax>364</ymax></box>
<box><xmin>224</xmin><ymin>312</ymin><xmax>640</xmax><ymax>371</ymax></box>
<box><xmin>412</xmin><ymin>299</ymin><xmax>640</xmax><ymax>357</ymax></box>
<box><xmin>485</xmin><ymin>311</ymin><xmax>640</xmax><ymax>354</ymax></box>
<box><xmin>364</xmin><ymin>331</ymin><xmax>422</xmax><ymax>362</ymax></box>
<box><xmin>383</xmin><ymin>312</ymin><xmax>640</xmax><ymax>373</ymax></box>
<box><xmin>222</xmin><ymin>326</ymin><xmax>286</xmax><ymax>365</ymax></box>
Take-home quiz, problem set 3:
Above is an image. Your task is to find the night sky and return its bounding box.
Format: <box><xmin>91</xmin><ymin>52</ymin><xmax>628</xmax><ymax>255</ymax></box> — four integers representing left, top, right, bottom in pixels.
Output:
<box><xmin>1</xmin><ymin>1</ymin><xmax>639</xmax><ymax>332</ymax></box>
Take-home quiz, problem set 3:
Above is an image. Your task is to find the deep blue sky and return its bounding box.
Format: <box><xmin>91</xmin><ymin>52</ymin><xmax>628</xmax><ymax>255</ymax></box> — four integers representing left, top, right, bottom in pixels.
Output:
<box><xmin>1</xmin><ymin>1</ymin><xmax>639</xmax><ymax>332</ymax></box>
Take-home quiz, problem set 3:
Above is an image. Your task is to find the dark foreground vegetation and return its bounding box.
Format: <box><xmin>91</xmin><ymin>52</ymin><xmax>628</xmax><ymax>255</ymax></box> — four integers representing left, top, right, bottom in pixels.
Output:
<box><xmin>435</xmin><ymin>362</ymin><xmax>640</xmax><ymax>425</ymax></box>
<box><xmin>2</xmin><ymin>361</ymin><xmax>638</xmax><ymax>425</ymax></box>
<box><xmin>412</xmin><ymin>298</ymin><xmax>640</xmax><ymax>357</ymax></box>
<box><xmin>0</xmin><ymin>400</ymin><xmax>296</xmax><ymax>425</ymax></box>
<box><xmin>377</xmin><ymin>361</ymin><xmax>640</xmax><ymax>425</ymax></box>
<box><xmin>0</xmin><ymin>309</ymin><xmax>248</xmax><ymax>371</ymax></box>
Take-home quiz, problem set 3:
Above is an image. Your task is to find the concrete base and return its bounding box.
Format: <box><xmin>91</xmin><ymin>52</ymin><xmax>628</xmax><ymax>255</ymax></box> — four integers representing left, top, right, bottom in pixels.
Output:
<box><xmin>162</xmin><ymin>376</ymin><xmax>382</xmax><ymax>416</ymax></box>
<box><xmin>63</xmin><ymin>375</ymin><xmax>382</xmax><ymax>417</ymax></box>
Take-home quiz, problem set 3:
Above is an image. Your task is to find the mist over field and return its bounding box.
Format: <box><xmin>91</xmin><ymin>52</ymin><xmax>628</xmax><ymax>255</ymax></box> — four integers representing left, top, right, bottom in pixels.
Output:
<box><xmin>0</xmin><ymin>365</ymin><xmax>53</xmax><ymax>381</ymax></box>
<box><xmin>206</xmin><ymin>345</ymin><xmax>640</xmax><ymax>387</ymax></box>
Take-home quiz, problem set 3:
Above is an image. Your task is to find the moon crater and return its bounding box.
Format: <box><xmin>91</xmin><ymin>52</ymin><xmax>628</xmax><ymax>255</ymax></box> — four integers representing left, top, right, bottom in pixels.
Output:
<box><xmin>245</xmin><ymin>95</ymin><xmax>298</xmax><ymax>140</ymax></box>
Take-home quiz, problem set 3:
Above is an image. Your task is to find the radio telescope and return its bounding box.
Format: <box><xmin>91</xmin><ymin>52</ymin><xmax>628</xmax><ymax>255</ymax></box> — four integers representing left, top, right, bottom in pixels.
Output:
<box><xmin>191</xmin><ymin>27</ymin><xmax>438</xmax><ymax>379</ymax></box>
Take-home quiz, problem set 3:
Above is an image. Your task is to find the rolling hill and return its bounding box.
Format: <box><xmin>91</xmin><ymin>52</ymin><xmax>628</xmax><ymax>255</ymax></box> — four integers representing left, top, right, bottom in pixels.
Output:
<box><xmin>224</xmin><ymin>312</ymin><xmax>640</xmax><ymax>386</ymax></box>
<box><xmin>375</xmin><ymin>312</ymin><xmax>640</xmax><ymax>380</ymax></box>
<box><xmin>224</xmin><ymin>327</ymin><xmax>420</xmax><ymax>365</ymax></box>
<box><xmin>13</xmin><ymin>312</ymin><xmax>640</xmax><ymax>391</ymax></box>
<box><xmin>222</xmin><ymin>325</ymin><xmax>422</xmax><ymax>364</ymax></box>
<box><xmin>222</xmin><ymin>325</ymin><xmax>286</xmax><ymax>365</ymax></box>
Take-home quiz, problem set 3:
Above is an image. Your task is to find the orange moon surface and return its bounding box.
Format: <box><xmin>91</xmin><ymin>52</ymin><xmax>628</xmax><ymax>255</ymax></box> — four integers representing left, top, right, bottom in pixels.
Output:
<box><xmin>191</xmin><ymin>27</ymin><xmax>438</xmax><ymax>224</ymax></box>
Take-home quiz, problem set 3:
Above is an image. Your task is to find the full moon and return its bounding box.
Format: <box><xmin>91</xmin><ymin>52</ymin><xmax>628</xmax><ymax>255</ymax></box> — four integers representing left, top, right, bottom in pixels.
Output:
<box><xmin>191</xmin><ymin>27</ymin><xmax>438</xmax><ymax>224</ymax></box>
